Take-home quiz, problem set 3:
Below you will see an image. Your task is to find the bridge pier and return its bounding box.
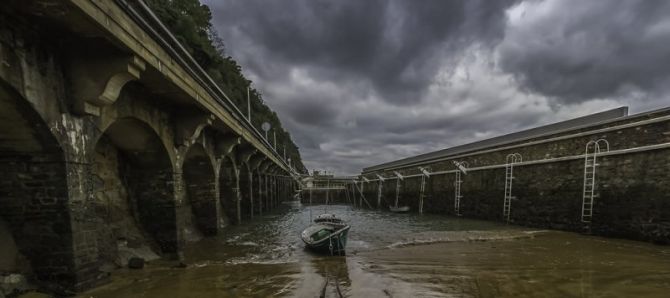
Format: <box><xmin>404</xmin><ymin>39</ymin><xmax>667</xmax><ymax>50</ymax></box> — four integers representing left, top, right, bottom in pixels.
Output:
<box><xmin>218</xmin><ymin>156</ymin><xmax>241</xmax><ymax>225</ymax></box>
<box><xmin>0</xmin><ymin>7</ymin><xmax>300</xmax><ymax>293</ymax></box>
<box><xmin>0</xmin><ymin>82</ymin><xmax>79</xmax><ymax>290</ymax></box>
<box><xmin>181</xmin><ymin>143</ymin><xmax>220</xmax><ymax>236</ymax></box>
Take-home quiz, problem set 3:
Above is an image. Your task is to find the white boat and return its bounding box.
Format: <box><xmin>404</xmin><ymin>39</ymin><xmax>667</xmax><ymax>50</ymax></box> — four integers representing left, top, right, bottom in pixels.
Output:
<box><xmin>389</xmin><ymin>205</ymin><xmax>410</xmax><ymax>213</ymax></box>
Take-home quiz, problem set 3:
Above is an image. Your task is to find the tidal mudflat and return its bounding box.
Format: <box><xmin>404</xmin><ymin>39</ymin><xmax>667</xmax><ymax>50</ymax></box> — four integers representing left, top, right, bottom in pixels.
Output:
<box><xmin>80</xmin><ymin>203</ymin><xmax>670</xmax><ymax>297</ymax></box>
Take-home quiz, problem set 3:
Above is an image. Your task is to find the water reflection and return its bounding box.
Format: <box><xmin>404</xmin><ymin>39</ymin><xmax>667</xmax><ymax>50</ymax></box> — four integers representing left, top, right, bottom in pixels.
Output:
<box><xmin>311</xmin><ymin>256</ymin><xmax>350</xmax><ymax>297</ymax></box>
<box><xmin>80</xmin><ymin>202</ymin><xmax>670</xmax><ymax>298</ymax></box>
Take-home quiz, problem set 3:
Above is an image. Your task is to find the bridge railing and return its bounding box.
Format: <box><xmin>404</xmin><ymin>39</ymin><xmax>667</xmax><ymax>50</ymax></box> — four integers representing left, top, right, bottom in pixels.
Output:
<box><xmin>117</xmin><ymin>0</ymin><xmax>296</xmax><ymax>176</ymax></box>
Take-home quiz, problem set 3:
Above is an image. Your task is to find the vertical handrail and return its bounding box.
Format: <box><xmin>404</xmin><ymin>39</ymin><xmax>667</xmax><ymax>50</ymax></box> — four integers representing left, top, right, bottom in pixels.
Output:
<box><xmin>326</xmin><ymin>179</ymin><xmax>330</xmax><ymax>205</ymax></box>
<box><xmin>375</xmin><ymin>174</ymin><xmax>385</xmax><ymax>209</ymax></box>
<box><xmin>418</xmin><ymin>167</ymin><xmax>430</xmax><ymax>215</ymax></box>
<box><xmin>581</xmin><ymin>139</ymin><xmax>609</xmax><ymax>223</ymax></box>
<box><xmin>394</xmin><ymin>178</ymin><xmax>401</xmax><ymax>208</ymax></box>
<box><xmin>377</xmin><ymin>181</ymin><xmax>383</xmax><ymax>209</ymax></box>
<box><xmin>453</xmin><ymin>161</ymin><xmax>468</xmax><ymax>216</ymax></box>
<box><xmin>503</xmin><ymin>153</ymin><xmax>522</xmax><ymax>223</ymax></box>
<box><xmin>419</xmin><ymin>174</ymin><xmax>426</xmax><ymax>214</ymax></box>
<box><xmin>454</xmin><ymin>172</ymin><xmax>462</xmax><ymax>216</ymax></box>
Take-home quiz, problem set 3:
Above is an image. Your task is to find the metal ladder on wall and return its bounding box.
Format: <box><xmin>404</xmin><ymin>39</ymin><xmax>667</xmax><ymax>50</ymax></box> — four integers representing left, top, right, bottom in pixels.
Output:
<box><xmin>393</xmin><ymin>171</ymin><xmax>403</xmax><ymax>209</ymax></box>
<box><xmin>453</xmin><ymin>161</ymin><xmax>468</xmax><ymax>216</ymax></box>
<box><xmin>582</xmin><ymin>139</ymin><xmax>609</xmax><ymax>223</ymax></box>
<box><xmin>418</xmin><ymin>167</ymin><xmax>430</xmax><ymax>214</ymax></box>
<box><xmin>376</xmin><ymin>174</ymin><xmax>385</xmax><ymax>209</ymax></box>
<box><xmin>454</xmin><ymin>172</ymin><xmax>463</xmax><ymax>216</ymax></box>
<box><xmin>419</xmin><ymin>175</ymin><xmax>426</xmax><ymax>214</ymax></box>
<box><xmin>503</xmin><ymin>153</ymin><xmax>522</xmax><ymax>223</ymax></box>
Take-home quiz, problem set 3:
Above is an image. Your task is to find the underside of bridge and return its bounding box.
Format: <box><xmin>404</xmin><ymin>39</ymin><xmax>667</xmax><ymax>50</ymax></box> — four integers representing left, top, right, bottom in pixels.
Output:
<box><xmin>92</xmin><ymin>117</ymin><xmax>178</xmax><ymax>264</ymax></box>
<box><xmin>0</xmin><ymin>0</ymin><xmax>298</xmax><ymax>293</ymax></box>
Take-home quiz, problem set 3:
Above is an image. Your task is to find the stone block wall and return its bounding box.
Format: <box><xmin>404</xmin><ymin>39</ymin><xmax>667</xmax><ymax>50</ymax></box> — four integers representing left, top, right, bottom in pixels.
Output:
<box><xmin>300</xmin><ymin>189</ymin><xmax>350</xmax><ymax>205</ymax></box>
<box><xmin>219</xmin><ymin>162</ymin><xmax>239</xmax><ymax>225</ymax></box>
<box><xmin>0</xmin><ymin>154</ymin><xmax>75</xmax><ymax>287</ymax></box>
<box><xmin>238</xmin><ymin>168</ymin><xmax>253</xmax><ymax>220</ymax></box>
<box><xmin>364</xmin><ymin>110</ymin><xmax>670</xmax><ymax>244</ymax></box>
<box><xmin>125</xmin><ymin>169</ymin><xmax>178</xmax><ymax>254</ymax></box>
<box><xmin>184</xmin><ymin>177</ymin><xmax>218</xmax><ymax>236</ymax></box>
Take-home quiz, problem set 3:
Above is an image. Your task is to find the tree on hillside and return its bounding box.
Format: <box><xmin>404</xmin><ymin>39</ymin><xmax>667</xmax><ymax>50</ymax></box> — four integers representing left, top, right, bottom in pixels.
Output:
<box><xmin>145</xmin><ymin>0</ymin><xmax>306</xmax><ymax>173</ymax></box>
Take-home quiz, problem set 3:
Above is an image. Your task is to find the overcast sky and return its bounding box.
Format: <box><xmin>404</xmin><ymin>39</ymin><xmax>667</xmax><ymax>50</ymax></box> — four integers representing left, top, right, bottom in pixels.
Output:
<box><xmin>204</xmin><ymin>0</ymin><xmax>670</xmax><ymax>175</ymax></box>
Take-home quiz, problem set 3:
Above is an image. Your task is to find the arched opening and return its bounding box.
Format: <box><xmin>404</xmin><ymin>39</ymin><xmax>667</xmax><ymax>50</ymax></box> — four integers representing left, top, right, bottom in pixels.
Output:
<box><xmin>0</xmin><ymin>82</ymin><xmax>73</xmax><ymax>285</ymax></box>
<box><xmin>238</xmin><ymin>163</ymin><xmax>253</xmax><ymax>219</ymax></box>
<box><xmin>219</xmin><ymin>157</ymin><xmax>238</xmax><ymax>225</ymax></box>
<box><xmin>182</xmin><ymin>143</ymin><xmax>218</xmax><ymax>236</ymax></box>
<box><xmin>92</xmin><ymin>117</ymin><xmax>177</xmax><ymax>263</ymax></box>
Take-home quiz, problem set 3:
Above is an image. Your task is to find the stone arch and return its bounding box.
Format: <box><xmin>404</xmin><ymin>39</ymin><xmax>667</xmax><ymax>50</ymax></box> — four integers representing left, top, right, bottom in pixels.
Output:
<box><xmin>219</xmin><ymin>156</ymin><xmax>240</xmax><ymax>224</ymax></box>
<box><xmin>0</xmin><ymin>81</ymin><xmax>74</xmax><ymax>285</ymax></box>
<box><xmin>91</xmin><ymin>116</ymin><xmax>178</xmax><ymax>258</ymax></box>
<box><xmin>181</xmin><ymin>142</ymin><xmax>219</xmax><ymax>235</ymax></box>
<box><xmin>94</xmin><ymin>84</ymin><xmax>178</xmax><ymax>170</ymax></box>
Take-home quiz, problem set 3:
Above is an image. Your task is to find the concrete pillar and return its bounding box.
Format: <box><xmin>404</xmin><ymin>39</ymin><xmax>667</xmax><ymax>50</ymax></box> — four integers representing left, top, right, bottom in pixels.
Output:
<box><xmin>279</xmin><ymin>177</ymin><xmax>284</xmax><ymax>203</ymax></box>
<box><xmin>263</xmin><ymin>173</ymin><xmax>270</xmax><ymax>211</ymax></box>
<box><xmin>234</xmin><ymin>169</ymin><xmax>242</xmax><ymax>224</ymax></box>
<box><xmin>271</xmin><ymin>175</ymin><xmax>276</xmax><ymax>207</ymax></box>
<box><xmin>248</xmin><ymin>170</ymin><xmax>254</xmax><ymax>219</ymax></box>
<box><xmin>257</xmin><ymin>172</ymin><xmax>263</xmax><ymax>216</ymax></box>
<box><xmin>274</xmin><ymin>175</ymin><xmax>278</xmax><ymax>207</ymax></box>
<box><xmin>182</xmin><ymin>145</ymin><xmax>219</xmax><ymax>236</ymax></box>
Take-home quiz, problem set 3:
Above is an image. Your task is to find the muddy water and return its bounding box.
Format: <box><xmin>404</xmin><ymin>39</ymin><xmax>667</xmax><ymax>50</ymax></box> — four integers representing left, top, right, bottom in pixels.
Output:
<box><xmin>81</xmin><ymin>202</ymin><xmax>670</xmax><ymax>297</ymax></box>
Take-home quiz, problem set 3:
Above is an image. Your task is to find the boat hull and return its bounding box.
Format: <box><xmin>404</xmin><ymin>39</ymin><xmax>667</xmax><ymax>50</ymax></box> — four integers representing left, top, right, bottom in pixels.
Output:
<box><xmin>302</xmin><ymin>225</ymin><xmax>350</xmax><ymax>255</ymax></box>
<box><xmin>389</xmin><ymin>206</ymin><xmax>410</xmax><ymax>213</ymax></box>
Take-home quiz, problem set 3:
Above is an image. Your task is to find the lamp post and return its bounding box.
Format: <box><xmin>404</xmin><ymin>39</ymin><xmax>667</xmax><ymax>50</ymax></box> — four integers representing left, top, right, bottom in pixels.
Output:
<box><xmin>246</xmin><ymin>86</ymin><xmax>251</xmax><ymax>121</ymax></box>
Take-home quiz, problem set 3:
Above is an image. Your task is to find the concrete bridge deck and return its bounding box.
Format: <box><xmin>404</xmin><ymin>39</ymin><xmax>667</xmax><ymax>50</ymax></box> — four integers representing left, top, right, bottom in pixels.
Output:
<box><xmin>0</xmin><ymin>0</ymin><xmax>300</xmax><ymax>292</ymax></box>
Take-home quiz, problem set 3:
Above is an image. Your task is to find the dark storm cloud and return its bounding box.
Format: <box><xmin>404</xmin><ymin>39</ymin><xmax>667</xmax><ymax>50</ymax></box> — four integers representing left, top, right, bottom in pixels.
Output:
<box><xmin>498</xmin><ymin>0</ymin><xmax>670</xmax><ymax>102</ymax></box>
<box><xmin>282</xmin><ymin>95</ymin><xmax>339</xmax><ymax>126</ymax></box>
<box><xmin>203</xmin><ymin>0</ymin><xmax>670</xmax><ymax>174</ymax></box>
<box><xmin>207</xmin><ymin>0</ymin><xmax>518</xmax><ymax>104</ymax></box>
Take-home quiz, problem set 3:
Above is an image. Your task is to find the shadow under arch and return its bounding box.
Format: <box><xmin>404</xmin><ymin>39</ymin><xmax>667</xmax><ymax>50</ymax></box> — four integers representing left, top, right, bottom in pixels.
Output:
<box><xmin>0</xmin><ymin>81</ymin><xmax>74</xmax><ymax>286</ymax></box>
<box><xmin>219</xmin><ymin>156</ymin><xmax>239</xmax><ymax>225</ymax></box>
<box><xmin>238</xmin><ymin>162</ymin><xmax>253</xmax><ymax>220</ymax></box>
<box><xmin>93</xmin><ymin>117</ymin><xmax>178</xmax><ymax>256</ymax></box>
<box><xmin>182</xmin><ymin>142</ymin><xmax>218</xmax><ymax>235</ymax></box>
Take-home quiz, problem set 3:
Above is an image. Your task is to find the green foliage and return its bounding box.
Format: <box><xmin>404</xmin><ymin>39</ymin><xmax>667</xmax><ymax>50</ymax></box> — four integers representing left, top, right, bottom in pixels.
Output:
<box><xmin>146</xmin><ymin>0</ymin><xmax>306</xmax><ymax>173</ymax></box>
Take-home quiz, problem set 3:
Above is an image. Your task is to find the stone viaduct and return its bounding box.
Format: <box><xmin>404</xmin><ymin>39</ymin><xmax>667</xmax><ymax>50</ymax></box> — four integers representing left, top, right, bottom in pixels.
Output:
<box><xmin>0</xmin><ymin>0</ymin><xmax>299</xmax><ymax>292</ymax></box>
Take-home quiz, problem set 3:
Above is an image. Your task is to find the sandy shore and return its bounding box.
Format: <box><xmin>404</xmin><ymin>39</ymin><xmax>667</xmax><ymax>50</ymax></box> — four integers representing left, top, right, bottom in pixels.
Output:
<box><xmin>355</xmin><ymin>231</ymin><xmax>670</xmax><ymax>297</ymax></box>
<box><xmin>78</xmin><ymin>229</ymin><xmax>670</xmax><ymax>298</ymax></box>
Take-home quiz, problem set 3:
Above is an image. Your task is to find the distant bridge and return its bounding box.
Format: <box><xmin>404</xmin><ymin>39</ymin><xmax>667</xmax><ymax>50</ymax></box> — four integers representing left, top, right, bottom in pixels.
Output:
<box><xmin>300</xmin><ymin>175</ymin><xmax>373</xmax><ymax>208</ymax></box>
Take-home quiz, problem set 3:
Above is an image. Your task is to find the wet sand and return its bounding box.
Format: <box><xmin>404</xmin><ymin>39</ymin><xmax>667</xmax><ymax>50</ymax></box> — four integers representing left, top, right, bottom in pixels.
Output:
<box><xmin>79</xmin><ymin>204</ymin><xmax>670</xmax><ymax>297</ymax></box>
<box><xmin>356</xmin><ymin>232</ymin><xmax>670</xmax><ymax>297</ymax></box>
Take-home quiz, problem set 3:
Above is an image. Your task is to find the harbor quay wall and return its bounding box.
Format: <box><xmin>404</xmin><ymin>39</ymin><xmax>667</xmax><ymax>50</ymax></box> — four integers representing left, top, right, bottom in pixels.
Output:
<box><xmin>300</xmin><ymin>189</ymin><xmax>351</xmax><ymax>205</ymax></box>
<box><xmin>360</xmin><ymin>108</ymin><xmax>670</xmax><ymax>244</ymax></box>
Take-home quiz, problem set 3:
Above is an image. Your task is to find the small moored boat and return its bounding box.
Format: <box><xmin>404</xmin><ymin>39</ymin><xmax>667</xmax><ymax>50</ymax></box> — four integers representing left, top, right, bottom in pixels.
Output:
<box><xmin>389</xmin><ymin>205</ymin><xmax>410</xmax><ymax>213</ymax></box>
<box><xmin>301</xmin><ymin>214</ymin><xmax>350</xmax><ymax>255</ymax></box>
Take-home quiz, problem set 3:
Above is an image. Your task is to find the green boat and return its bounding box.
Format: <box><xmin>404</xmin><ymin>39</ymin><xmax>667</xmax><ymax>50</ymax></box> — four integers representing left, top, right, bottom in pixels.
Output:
<box><xmin>301</xmin><ymin>215</ymin><xmax>350</xmax><ymax>255</ymax></box>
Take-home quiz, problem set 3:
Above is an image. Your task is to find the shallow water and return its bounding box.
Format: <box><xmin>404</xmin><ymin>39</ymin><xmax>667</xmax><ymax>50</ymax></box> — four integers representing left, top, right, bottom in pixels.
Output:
<box><xmin>81</xmin><ymin>201</ymin><xmax>670</xmax><ymax>297</ymax></box>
